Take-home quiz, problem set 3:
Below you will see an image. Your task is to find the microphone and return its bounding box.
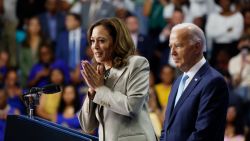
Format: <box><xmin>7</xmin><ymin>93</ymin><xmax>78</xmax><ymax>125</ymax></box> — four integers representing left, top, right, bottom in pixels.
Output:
<box><xmin>24</xmin><ymin>84</ymin><xmax>61</xmax><ymax>95</ymax></box>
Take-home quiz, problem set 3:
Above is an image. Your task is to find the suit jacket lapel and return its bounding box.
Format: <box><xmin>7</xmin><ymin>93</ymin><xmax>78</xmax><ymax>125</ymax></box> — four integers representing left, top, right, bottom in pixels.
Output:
<box><xmin>166</xmin><ymin>62</ymin><xmax>209</xmax><ymax>130</ymax></box>
<box><xmin>165</xmin><ymin>77</ymin><xmax>181</xmax><ymax>124</ymax></box>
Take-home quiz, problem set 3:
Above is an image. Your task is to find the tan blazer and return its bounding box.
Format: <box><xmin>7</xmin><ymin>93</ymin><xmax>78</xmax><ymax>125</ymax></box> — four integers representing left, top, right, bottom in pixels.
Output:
<box><xmin>78</xmin><ymin>55</ymin><xmax>157</xmax><ymax>141</ymax></box>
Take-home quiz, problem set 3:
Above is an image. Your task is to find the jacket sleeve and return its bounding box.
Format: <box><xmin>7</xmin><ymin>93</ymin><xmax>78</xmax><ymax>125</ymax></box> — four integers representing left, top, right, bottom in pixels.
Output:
<box><xmin>93</xmin><ymin>57</ymin><xmax>150</xmax><ymax>117</ymax></box>
<box><xmin>187</xmin><ymin>77</ymin><xmax>229</xmax><ymax>141</ymax></box>
<box><xmin>78</xmin><ymin>96</ymin><xmax>99</xmax><ymax>133</ymax></box>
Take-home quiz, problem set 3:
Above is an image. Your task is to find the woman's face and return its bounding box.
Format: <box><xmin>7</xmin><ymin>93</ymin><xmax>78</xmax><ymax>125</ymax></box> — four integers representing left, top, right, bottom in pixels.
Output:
<box><xmin>5</xmin><ymin>71</ymin><xmax>17</xmax><ymax>87</ymax></box>
<box><xmin>226</xmin><ymin>106</ymin><xmax>237</xmax><ymax>123</ymax></box>
<box><xmin>90</xmin><ymin>25</ymin><xmax>113</xmax><ymax>65</ymax></box>
<box><xmin>28</xmin><ymin>17</ymin><xmax>41</xmax><ymax>35</ymax></box>
<box><xmin>161</xmin><ymin>66</ymin><xmax>175</xmax><ymax>85</ymax></box>
<box><xmin>63</xmin><ymin>86</ymin><xmax>75</xmax><ymax>105</ymax></box>
<box><xmin>50</xmin><ymin>69</ymin><xmax>64</xmax><ymax>84</ymax></box>
<box><xmin>219</xmin><ymin>0</ymin><xmax>231</xmax><ymax>10</ymax></box>
<box><xmin>40</xmin><ymin>47</ymin><xmax>52</xmax><ymax>63</ymax></box>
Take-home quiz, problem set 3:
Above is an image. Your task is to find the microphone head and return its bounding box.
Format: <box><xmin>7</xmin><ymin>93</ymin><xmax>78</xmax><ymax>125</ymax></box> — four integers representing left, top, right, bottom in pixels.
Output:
<box><xmin>42</xmin><ymin>84</ymin><xmax>61</xmax><ymax>94</ymax></box>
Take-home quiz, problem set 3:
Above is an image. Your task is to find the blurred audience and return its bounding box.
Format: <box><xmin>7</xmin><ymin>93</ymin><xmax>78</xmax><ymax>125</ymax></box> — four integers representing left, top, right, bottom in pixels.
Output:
<box><xmin>242</xmin><ymin>8</ymin><xmax>250</xmax><ymax>36</ymax></box>
<box><xmin>27</xmin><ymin>42</ymin><xmax>68</xmax><ymax>87</ymax></box>
<box><xmin>35</xmin><ymin>68</ymin><xmax>64</xmax><ymax>120</ymax></box>
<box><xmin>38</xmin><ymin>0</ymin><xmax>65</xmax><ymax>44</ymax></box>
<box><xmin>71</xmin><ymin>0</ymin><xmax>115</xmax><ymax>30</ymax></box>
<box><xmin>144</xmin><ymin>0</ymin><xmax>167</xmax><ymax>38</ymax></box>
<box><xmin>224</xmin><ymin>105</ymin><xmax>245</xmax><ymax>141</ymax></box>
<box><xmin>228</xmin><ymin>35</ymin><xmax>250</xmax><ymax>98</ymax></box>
<box><xmin>0</xmin><ymin>50</ymin><xmax>8</xmax><ymax>83</ymax></box>
<box><xmin>4</xmin><ymin>68</ymin><xmax>25</xmax><ymax>115</ymax></box>
<box><xmin>155</xmin><ymin>64</ymin><xmax>175</xmax><ymax>109</ymax></box>
<box><xmin>206</xmin><ymin>0</ymin><xmax>244</xmax><ymax>67</ymax></box>
<box><xmin>125</xmin><ymin>14</ymin><xmax>152</xmax><ymax>60</ymax></box>
<box><xmin>16</xmin><ymin>0</ymin><xmax>45</xmax><ymax>29</ymax></box>
<box><xmin>1</xmin><ymin>0</ymin><xmax>18</xmax><ymax>66</ymax></box>
<box><xmin>19</xmin><ymin>16</ymin><xmax>47</xmax><ymax>87</ymax></box>
<box><xmin>163</xmin><ymin>0</ymin><xmax>204</xmax><ymax>24</ymax></box>
<box><xmin>54</xmin><ymin>84</ymin><xmax>81</xmax><ymax>130</ymax></box>
<box><xmin>56</xmin><ymin>13</ymin><xmax>88</xmax><ymax>71</ymax></box>
<box><xmin>0</xmin><ymin>84</ymin><xmax>19</xmax><ymax>141</ymax></box>
<box><xmin>148</xmin><ymin>71</ymin><xmax>163</xmax><ymax>139</ymax></box>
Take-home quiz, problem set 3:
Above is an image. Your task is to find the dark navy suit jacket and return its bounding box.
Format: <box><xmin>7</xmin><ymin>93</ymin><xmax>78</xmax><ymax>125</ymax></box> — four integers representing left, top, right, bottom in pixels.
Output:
<box><xmin>160</xmin><ymin>62</ymin><xmax>229</xmax><ymax>141</ymax></box>
<box><xmin>136</xmin><ymin>34</ymin><xmax>153</xmax><ymax>61</ymax></box>
<box><xmin>39</xmin><ymin>12</ymin><xmax>65</xmax><ymax>42</ymax></box>
<box><xmin>56</xmin><ymin>30</ymin><xmax>88</xmax><ymax>66</ymax></box>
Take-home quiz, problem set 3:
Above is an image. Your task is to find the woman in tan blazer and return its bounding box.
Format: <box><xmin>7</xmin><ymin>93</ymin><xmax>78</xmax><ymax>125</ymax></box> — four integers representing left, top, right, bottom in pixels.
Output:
<box><xmin>79</xmin><ymin>17</ymin><xmax>157</xmax><ymax>141</ymax></box>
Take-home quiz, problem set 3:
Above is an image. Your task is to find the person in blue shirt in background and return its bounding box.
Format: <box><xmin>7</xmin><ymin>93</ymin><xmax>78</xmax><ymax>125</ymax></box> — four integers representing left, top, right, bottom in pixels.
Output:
<box><xmin>0</xmin><ymin>84</ymin><xmax>19</xmax><ymax>141</ymax></box>
<box><xmin>55</xmin><ymin>84</ymin><xmax>81</xmax><ymax>130</ymax></box>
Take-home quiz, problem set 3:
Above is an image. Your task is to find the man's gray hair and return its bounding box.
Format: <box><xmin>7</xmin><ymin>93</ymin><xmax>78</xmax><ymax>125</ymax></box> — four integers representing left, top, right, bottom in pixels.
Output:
<box><xmin>172</xmin><ymin>23</ymin><xmax>207</xmax><ymax>52</ymax></box>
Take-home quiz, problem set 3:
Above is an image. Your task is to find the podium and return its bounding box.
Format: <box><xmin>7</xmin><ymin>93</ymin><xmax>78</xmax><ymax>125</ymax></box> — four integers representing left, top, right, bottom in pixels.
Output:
<box><xmin>4</xmin><ymin>115</ymin><xmax>98</xmax><ymax>141</ymax></box>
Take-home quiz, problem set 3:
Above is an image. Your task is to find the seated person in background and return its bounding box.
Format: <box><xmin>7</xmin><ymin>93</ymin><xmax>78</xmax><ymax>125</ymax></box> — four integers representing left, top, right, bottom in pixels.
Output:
<box><xmin>155</xmin><ymin>64</ymin><xmax>176</xmax><ymax>109</ymax></box>
<box><xmin>0</xmin><ymin>50</ymin><xmax>8</xmax><ymax>83</ymax></box>
<box><xmin>228</xmin><ymin>35</ymin><xmax>250</xmax><ymax>97</ymax></box>
<box><xmin>224</xmin><ymin>105</ymin><xmax>245</xmax><ymax>141</ymax></box>
<box><xmin>5</xmin><ymin>68</ymin><xmax>26</xmax><ymax>115</ymax></box>
<box><xmin>0</xmin><ymin>84</ymin><xmax>19</xmax><ymax>141</ymax></box>
<box><xmin>28</xmin><ymin>42</ymin><xmax>69</xmax><ymax>87</ymax></box>
<box><xmin>54</xmin><ymin>84</ymin><xmax>81</xmax><ymax>130</ymax></box>
<box><xmin>148</xmin><ymin>71</ymin><xmax>164</xmax><ymax>139</ymax></box>
<box><xmin>242</xmin><ymin>9</ymin><xmax>250</xmax><ymax>36</ymax></box>
<box><xmin>36</xmin><ymin>67</ymin><xmax>68</xmax><ymax>120</ymax></box>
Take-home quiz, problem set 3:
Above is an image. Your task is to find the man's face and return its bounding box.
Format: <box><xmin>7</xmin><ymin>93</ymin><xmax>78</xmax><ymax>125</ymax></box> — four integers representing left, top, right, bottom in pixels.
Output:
<box><xmin>125</xmin><ymin>16</ymin><xmax>139</xmax><ymax>34</ymax></box>
<box><xmin>169</xmin><ymin>28</ymin><xmax>199</xmax><ymax>72</ymax></box>
<box><xmin>65</xmin><ymin>15</ymin><xmax>80</xmax><ymax>30</ymax></box>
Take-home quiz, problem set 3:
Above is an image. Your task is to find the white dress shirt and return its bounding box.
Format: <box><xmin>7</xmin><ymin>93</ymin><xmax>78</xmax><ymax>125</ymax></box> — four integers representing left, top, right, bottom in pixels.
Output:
<box><xmin>69</xmin><ymin>27</ymin><xmax>82</xmax><ymax>65</ymax></box>
<box><xmin>183</xmin><ymin>57</ymin><xmax>206</xmax><ymax>90</ymax></box>
<box><xmin>131</xmin><ymin>33</ymin><xmax>138</xmax><ymax>49</ymax></box>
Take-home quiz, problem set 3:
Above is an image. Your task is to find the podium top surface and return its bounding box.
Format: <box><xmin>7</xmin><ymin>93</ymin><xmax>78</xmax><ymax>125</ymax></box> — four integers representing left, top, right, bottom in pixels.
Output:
<box><xmin>4</xmin><ymin>115</ymin><xmax>98</xmax><ymax>141</ymax></box>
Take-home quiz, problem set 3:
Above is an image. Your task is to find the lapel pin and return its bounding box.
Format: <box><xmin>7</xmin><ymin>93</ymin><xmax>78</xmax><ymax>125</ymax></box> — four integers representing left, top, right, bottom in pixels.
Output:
<box><xmin>194</xmin><ymin>78</ymin><xmax>198</xmax><ymax>81</ymax></box>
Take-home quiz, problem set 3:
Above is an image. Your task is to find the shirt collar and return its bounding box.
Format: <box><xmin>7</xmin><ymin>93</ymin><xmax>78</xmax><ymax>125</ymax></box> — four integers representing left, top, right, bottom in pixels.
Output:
<box><xmin>184</xmin><ymin>57</ymin><xmax>206</xmax><ymax>80</ymax></box>
<box><xmin>71</xmin><ymin>27</ymin><xmax>81</xmax><ymax>34</ymax></box>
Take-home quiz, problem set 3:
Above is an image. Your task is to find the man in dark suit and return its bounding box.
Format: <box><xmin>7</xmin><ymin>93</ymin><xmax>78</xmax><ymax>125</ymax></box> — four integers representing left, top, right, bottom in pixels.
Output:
<box><xmin>39</xmin><ymin>0</ymin><xmax>65</xmax><ymax>43</ymax></box>
<box><xmin>160</xmin><ymin>23</ymin><xmax>229</xmax><ymax>141</ymax></box>
<box><xmin>56</xmin><ymin>13</ymin><xmax>88</xmax><ymax>71</ymax></box>
<box><xmin>71</xmin><ymin>0</ymin><xmax>115</xmax><ymax>31</ymax></box>
<box><xmin>56</xmin><ymin>13</ymin><xmax>88</xmax><ymax>84</ymax></box>
<box><xmin>125</xmin><ymin>14</ymin><xmax>153</xmax><ymax>61</ymax></box>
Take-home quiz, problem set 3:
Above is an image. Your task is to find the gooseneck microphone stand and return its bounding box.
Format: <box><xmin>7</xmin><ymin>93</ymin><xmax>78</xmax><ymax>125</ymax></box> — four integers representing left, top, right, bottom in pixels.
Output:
<box><xmin>23</xmin><ymin>89</ymin><xmax>42</xmax><ymax>119</ymax></box>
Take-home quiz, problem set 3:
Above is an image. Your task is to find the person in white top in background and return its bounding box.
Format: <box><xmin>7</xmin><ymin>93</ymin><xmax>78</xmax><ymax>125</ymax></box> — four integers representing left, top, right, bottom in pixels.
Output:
<box><xmin>228</xmin><ymin>35</ymin><xmax>250</xmax><ymax>98</ymax></box>
<box><xmin>205</xmin><ymin>0</ymin><xmax>244</xmax><ymax>68</ymax></box>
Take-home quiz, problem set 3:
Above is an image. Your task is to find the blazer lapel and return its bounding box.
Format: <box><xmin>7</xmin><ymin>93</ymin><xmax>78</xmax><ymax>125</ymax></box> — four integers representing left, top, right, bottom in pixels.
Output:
<box><xmin>166</xmin><ymin>62</ymin><xmax>209</xmax><ymax>130</ymax></box>
<box><xmin>107</xmin><ymin>66</ymin><xmax>128</xmax><ymax>88</ymax></box>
